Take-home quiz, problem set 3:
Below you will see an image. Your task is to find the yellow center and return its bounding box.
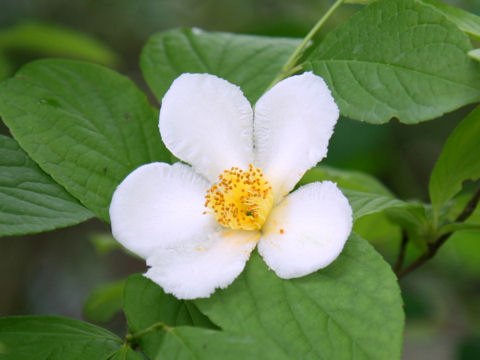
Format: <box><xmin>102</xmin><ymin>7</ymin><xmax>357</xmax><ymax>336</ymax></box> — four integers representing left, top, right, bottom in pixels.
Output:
<box><xmin>204</xmin><ymin>164</ymin><xmax>274</xmax><ymax>231</ymax></box>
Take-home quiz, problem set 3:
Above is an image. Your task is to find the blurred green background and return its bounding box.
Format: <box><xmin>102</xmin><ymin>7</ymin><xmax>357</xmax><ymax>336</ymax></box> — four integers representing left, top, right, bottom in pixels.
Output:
<box><xmin>0</xmin><ymin>1</ymin><xmax>479</xmax><ymax>359</ymax></box>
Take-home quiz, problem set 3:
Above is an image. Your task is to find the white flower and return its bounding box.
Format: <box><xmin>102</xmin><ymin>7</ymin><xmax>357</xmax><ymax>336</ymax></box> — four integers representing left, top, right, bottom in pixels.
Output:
<box><xmin>109</xmin><ymin>72</ymin><xmax>352</xmax><ymax>300</ymax></box>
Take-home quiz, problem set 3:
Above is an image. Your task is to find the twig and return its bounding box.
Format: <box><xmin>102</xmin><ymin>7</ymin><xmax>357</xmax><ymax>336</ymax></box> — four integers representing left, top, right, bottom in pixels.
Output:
<box><xmin>393</xmin><ymin>230</ymin><xmax>408</xmax><ymax>273</ymax></box>
<box><xmin>456</xmin><ymin>185</ymin><xmax>480</xmax><ymax>222</ymax></box>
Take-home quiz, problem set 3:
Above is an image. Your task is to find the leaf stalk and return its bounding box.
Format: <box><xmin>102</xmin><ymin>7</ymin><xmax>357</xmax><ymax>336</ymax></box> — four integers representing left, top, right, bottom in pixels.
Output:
<box><xmin>125</xmin><ymin>322</ymin><xmax>170</xmax><ymax>345</ymax></box>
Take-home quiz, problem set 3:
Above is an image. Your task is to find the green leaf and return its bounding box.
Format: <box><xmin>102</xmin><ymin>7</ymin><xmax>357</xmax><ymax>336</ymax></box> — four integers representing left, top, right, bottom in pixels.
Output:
<box><xmin>441</xmin><ymin>229</ymin><xmax>480</xmax><ymax>277</ymax></box>
<box><xmin>446</xmin><ymin>191</ymin><xmax>480</xmax><ymax>223</ymax></box>
<box><xmin>298</xmin><ymin>164</ymin><xmax>410</xmax><ymax>220</ymax></box>
<box><xmin>353</xmin><ymin>211</ymin><xmax>403</xmax><ymax>249</ymax></box>
<box><xmin>421</xmin><ymin>0</ymin><xmax>480</xmax><ymax>41</ymax></box>
<box><xmin>386</xmin><ymin>205</ymin><xmax>432</xmax><ymax>250</ymax></box>
<box><xmin>156</xmin><ymin>326</ymin><xmax>279</xmax><ymax>360</ymax></box>
<box><xmin>344</xmin><ymin>0</ymin><xmax>374</xmax><ymax>4</ymax></box>
<box><xmin>140</xmin><ymin>28</ymin><xmax>300</xmax><ymax>104</ymax></box>
<box><xmin>0</xmin><ymin>22</ymin><xmax>119</xmax><ymax>67</ymax></box>
<box><xmin>123</xmin><ymin>274</ymin><xmax>216</xmax><ymax>358</ymax></box>
<box><xmin>196</xmin><ymin>233</ymin><xmax>404</xmax><ymax>360</ymax></box>
<box><xmin>469</xmin><ymin>49</ymin><xmax>480</xmax><ymax>63</ymax></box>
<box><xmin>0</xmin><ymin>135</ymin><xmax>92</xmax><ymax>236</ymax></box>
<box><xmin>110</xmin><ymin>345</ymin><xmax>144</xmax><ymax>360</ymax></box>
<box><xmin>83</xmin><ymin>279</ymin><xmax>125</xmax><ymax>324</ymax></box>
<box><xmin>438</xmin><ymin>222</ymin><xmax>480</xmax><ymax>236</ymax></box>
<box><xmin>299</xmin><ymin>165</ymin><xmax>392</xmax><ymax>195</ymax></box>
<box><xmin>344</xmin><ymin>189</ymin><xmax>413</xmax><ymax>220</ymax></box>
<box><xmin>0</xmin><ymin>54</ymin><xmax>13</xmax><ymax>81</ymax></box>
<box><xmin>89</xmin><ymin>232</ymin><xmax>121</xmax><ymax>255</ymax></box>
<box><xmin>0</xmin><ymin>316</ymin><xmax>122</xmax><ymax>360</ymax></box>
<box><xmin>429</xmin><ymin>106</ymin><xmax>480</xmax><ymax>215</ymax></box>
<box><xmin>304</xmin><ymin>0</ymin><xmax>480</xmax><ymax>124</ymax></box>
<box><xmin>0</xmin><ymin>59</ymin><xmax>171</xmax><ymax>221</ymax></box>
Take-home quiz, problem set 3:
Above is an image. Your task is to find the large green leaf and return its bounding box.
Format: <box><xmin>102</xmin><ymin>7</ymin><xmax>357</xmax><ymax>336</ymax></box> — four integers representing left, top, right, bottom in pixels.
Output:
<box><xmin>298</xmin><ymin>165</ymin><xmax>411</xmax><ymax>220</ymax></box>
<box><xmin>429</xmin><ymin>105</ymin><xmax>480</xmax><ymax>215</ymax></box>
<box><xmin>304</xmin><ymin>0</ymin><xmax>480</xmax><ymax>124</ymax></box>
<box><xmin>123</xmin><ymin>274</ymin><xmax>216</xmax><ymax>358</ymax></box>
<box><xmin>299</xmin><ymin>165</ymin><xmax>392</xmax><ymax>195</ymax></box>
<box><xmin>123</xmin><ymin>275</ymin><xmax>272</xmax><ymax>359</ymax></box>
<box><xmin>0</xmin><ymin>59</ymin><xmax>171</xmax><ymax>221</ymax></box>
<box><xmin>110</xmin><ymin>345</ymin><xmax>144</xmax><ymax>360</ymax></box>
<box><xmin>421</xmin><ymin>0</ymin><xmax>480</xmax><ymax>41</ymax></box>
<box><xmin>155</xmin><ymin>326</ymin><xmax>278</xmax><ymax>360</ymax></box>
<box><xmin>0</xmin><ymin>22</ymin><xmax>119</xmax><ymax>67</ymax></box>
<box><xmin>0</xmin><ymin>316</ymin><xmax>122</xmax><ymax>360</ymax></box>
<box><xmin>344</xmin><ymin>0</ymin><xmax>480</xmax><ymax>41</ymax></box>
<box><xmin>196</xmin><ymin>233</ymin><xmax>404</xmax><ymax>360</ymax></box>
<box><xmin>0</xmin><ymin>135</ymin><xmax>92</xmax><ymax>236</ymax></box>
<box><xmin>140</xmin><ymin>28</ymin><xmax>300</xmax><ymax>104</ymax></box>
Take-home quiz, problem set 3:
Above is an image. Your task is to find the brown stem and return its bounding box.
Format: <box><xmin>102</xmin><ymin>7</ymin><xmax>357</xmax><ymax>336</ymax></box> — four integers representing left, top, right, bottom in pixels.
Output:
<box><xmin>396</xmin><ymin>184</ymin><xmax>480</xmax><ymax>279</ymax></box>
<box><xmin>393</xmin><ymin>230</ymin><xmax>408</xmax><ymax>273</ymax></box>
<box><xmin>456</xmin><ymin>185</ymin><xmax>480</xmax><ymax>222</ymax></box>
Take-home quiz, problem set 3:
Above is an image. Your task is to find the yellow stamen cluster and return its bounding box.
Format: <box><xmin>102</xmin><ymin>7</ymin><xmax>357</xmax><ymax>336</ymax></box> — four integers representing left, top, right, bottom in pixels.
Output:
<box><xmin>205</xmin><ymin>164</ymin><xmax>273</xmax><ymax>231</ymax></box>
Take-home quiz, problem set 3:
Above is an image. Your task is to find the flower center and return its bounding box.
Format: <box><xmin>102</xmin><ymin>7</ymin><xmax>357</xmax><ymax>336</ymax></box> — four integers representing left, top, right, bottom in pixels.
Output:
<box><xmin>205</xmin><ymin>164</ymin><xmax>274</xmax><ymax>231</ymax></box>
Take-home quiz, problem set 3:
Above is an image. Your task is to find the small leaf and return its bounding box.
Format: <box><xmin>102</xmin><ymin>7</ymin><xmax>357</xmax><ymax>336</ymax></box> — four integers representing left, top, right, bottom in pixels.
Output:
<box><xmin>429</xmin><ymin>106</ymin><xmax>480</xmax><ymax>215</ymax></box>
<box><xmin>421</xmin><ymin>0</ymin><xmax>480</xmax><ymax>41</ymax></box>
<box><xmin>123</xmin><ymin>274</ymin><xmax>216</xmax><ymax>359</ymax></box>
<box><xmin>386</xmin><ymin>205</ymin><xmax>431</xmax><ymax>250</ymax></box>
<box><xmin>0</xmin><ymin>59</ymin><xmax>171</xmax><ymax>221</ymax></box>
<box><xmin>196</xmin><ymin>233</ymin><xmax>404</xmax><ymax>360</ymax></box>
<box><xmin>89</xmin><ymin>232</ymin><xmax>121</xmax><ymax>255</ymax></box>
<box><xmin>83</xmin><ymin>279</ymin><xmax>126</xmax><ymax>324</ymax></box>
<box><xmin>140</xmin><ymin>28</ymin><xmax>300</xmax><ymax>104</ymax></box>
<box><xmin>0</xmin><ymin>135</ymin><xmax>92</xmax><ymax>237</ymax></box>
<box><xmin>0</xmin><ymin>316</ymin><xmax>122</xmax><ymax>360</ymax></box>
<box><xmin>304</xmin><ymin>0</ymin><xmax>480</xmax><ymax>124</ymax></box>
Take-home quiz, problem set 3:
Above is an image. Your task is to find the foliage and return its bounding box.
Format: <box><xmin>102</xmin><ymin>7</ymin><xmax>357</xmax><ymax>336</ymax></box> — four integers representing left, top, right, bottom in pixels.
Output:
<box><xmin>0</xmin><ymin>22</ymin><xmax>119</xmax><ymax>81</ymax></box>
<box><xmin>1</xmin><ymin>0</ymin><xmax>479</xmax><ymax>358</ymax></box>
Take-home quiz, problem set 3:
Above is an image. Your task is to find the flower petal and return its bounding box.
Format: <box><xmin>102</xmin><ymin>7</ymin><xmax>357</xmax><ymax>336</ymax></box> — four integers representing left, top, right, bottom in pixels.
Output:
<box><xmin>159</xmin><ymin>73</ymin><xmax>254</xmax><ymax>183</ymax></box>
<box><xmin>254</xmin><ymin>72</ymin><xmax>339</xmax><ymax>203</ymax></box>
<box><xmin>258</xmin><ymin>181</ymin><xmax>352</xmax><ymax>279</ymax></box>
<box><xmin>145</xmin><ymin>229</ymin><xmax>259</xmax><ymax>299</ymax></box>
<box><xmin>109</xmin><ymin>162</ymin><xmax>215</xmax><ymax>259</ymax></box>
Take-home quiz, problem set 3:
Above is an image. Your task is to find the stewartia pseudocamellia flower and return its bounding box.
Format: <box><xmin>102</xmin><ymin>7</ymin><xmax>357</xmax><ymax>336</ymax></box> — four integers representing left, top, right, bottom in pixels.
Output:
<box><xmin>110</xmin><ymin>72</ymin><xmax>352</xmax><ymax>299</ymax></box>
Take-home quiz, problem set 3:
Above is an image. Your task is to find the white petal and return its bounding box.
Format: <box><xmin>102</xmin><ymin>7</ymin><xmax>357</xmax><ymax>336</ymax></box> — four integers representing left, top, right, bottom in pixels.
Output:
<box><xmin>254</xmin><ymin>72</ymin><xmax>339</xmax><ymax>203</ymax></box>
<box><xmin>159</xmin><ymin>73</ymin><xmax>254</xmax><ymax>183</ymax></box>
<box><xmin>145</xmin><ymin>229</ymin><xmax>259</xmax><ymax>299</ymax></box>
<box><xmin>258</xmin><ymin>181</ymin><xmax>352</xmax><ymax>279</ymax></box>
<box><xmin>109</xmin><ymin>162</ymin><xmax>216</xmax><ymax>259</ymax></box>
